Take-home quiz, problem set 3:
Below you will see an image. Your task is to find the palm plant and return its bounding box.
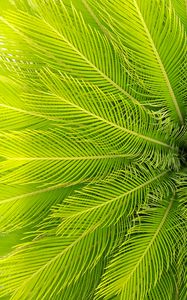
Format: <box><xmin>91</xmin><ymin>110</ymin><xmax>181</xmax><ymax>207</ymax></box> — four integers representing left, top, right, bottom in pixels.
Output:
<box><xmin>0</xmin><ymin>0</ymin><xmax>186</xmax><ymax>299</ymax></box>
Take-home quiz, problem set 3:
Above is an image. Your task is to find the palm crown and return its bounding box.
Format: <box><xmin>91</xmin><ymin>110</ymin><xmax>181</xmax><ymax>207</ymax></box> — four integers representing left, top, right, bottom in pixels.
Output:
<box><xmin>0</xmin><ymin>0</ymin><xmax>186</xmax><ymax>299</ymax></box>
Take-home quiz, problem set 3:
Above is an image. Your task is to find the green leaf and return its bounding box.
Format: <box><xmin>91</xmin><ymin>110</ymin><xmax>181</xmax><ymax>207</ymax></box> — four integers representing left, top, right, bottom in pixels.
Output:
<box><xmin>96</xmin><ymin>198</ymin><xmax>185</xmax><ymax>299</ymax></box>
<box><xmin>0</xmin><ymin>129</ymin><xmax>128</xmax><ymax>184</ymax></box>
<box><xmin>144</xmin><ymin>269</ymin><xmax>175</xmax><ymax>300</ymax></box>
<box><xmin>54</xmin><ymin>166</ymin><xmax>172</xmax><ymax>236</ymax></box>
<box><xmin>0</xmin><ymin>224</ymin><xmax>119</xmax><ymax>299</ymax></box>
<box><xmin>21</xmin><ymin>70</ymin><xmax>178</xmax><ymax>166</ymax></box>
<box><xmin>0</xmin><ymin>180</ymin><xmax>86</xmax><ymax>232</ymax></box>
<box><xmin>0</xmin><ymin>1</ymin><xmax>186</xmax><ymax>299</ymax></box>
<box><xmin>170</xmin><ymin>0</ymin><xmax>187</xmax><ymax>30</ymax></box>
<box><xmin>84</xmin><ymin>0</ymin><xmax>186</xmax><ymax>124</ymax></box>
<box><xmin>0</xmin><ymin>4</ymin><xmax>134</xmax><ymax>101</ymax></box>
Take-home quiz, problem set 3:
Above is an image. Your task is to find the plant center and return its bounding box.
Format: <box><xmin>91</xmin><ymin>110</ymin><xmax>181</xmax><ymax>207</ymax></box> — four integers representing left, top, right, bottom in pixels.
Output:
<box><xmin>179</xmin><ymin>144</ymin><xmax>187</xmax><ymax>167</ymax></box>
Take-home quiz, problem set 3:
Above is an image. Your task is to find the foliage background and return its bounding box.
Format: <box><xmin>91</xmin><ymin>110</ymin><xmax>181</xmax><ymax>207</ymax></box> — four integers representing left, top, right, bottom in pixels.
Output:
<box><xmin>0</xmin><ymin>0</ymin><xmax>187</xmax><ymax>299</ymax></box>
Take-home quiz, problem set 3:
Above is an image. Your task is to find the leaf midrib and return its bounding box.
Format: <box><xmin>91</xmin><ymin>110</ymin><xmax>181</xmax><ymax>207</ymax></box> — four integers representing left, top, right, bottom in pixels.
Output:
<box><xmin>1</xmin><ymin>13</ymin><xmax>140</xmax><ymax>107</ymax></box>
<box><xmin>53</xmin><ymin>93</ymin><xmax>173</xmax><ymax>149</ymax></box>
<box><xmin>41</xmin><ymin>17</ymin><xmax>141</xmax><ymax>105</ymax></box>
<box><xmin>5</xmin><ymin>154</ymin><xmax>128</xmax><ymax>161</ymax></box>
<box><xmin>9</xmin><ymin>172</ymin><xmax>169</xmax><ymax>295</ymax></box>
<box><xmin>133</xmin><ymin>0</ymin><xmax>184</xmax><ymax>124</ymax></box>
<box><xmin>11</xmin><ymin>227</ymin><xmax>99</xmax><ymax>296</ymax></box>
<box><xmin>0</xmin><ymin>179</ymin><xmax>93</xmax><ymax>205</ymax></box>
<box><xmin>0</xmin><ymin>104</ymin><xmax>57</xmax><ymax>121</ymax></box>
<box><xmin>60</xmin><ymin>171</ymin><xmax>168</xmax><ymax>218</ymax></box>
<box><xmin>121</xmin><ymin>197</ymin><xmax>174</xmax><ymax>288</ymax></box>
<box><xmin>2</xmin><ymin>91</ymin><xmax>172</xmax><ymax>149</ymax></box>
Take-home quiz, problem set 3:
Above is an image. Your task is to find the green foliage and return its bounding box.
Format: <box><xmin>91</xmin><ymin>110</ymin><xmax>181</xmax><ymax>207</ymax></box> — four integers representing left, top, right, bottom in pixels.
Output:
<box><xmin>0</xmin><ymin>0</ymin><xmax>186</xmax><ymax>299</ymax></box>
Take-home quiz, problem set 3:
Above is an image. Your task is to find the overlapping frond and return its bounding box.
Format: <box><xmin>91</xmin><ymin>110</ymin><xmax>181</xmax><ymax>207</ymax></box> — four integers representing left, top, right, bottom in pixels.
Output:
<box><xmin>96</xmin><ymin>198</ymin><xmax>185</xmax><ymax>299</ymax></box>
<box><xmin>0</xmin><ymin>76</ymin><xmax>50</xmax><ymax>130</ymax></box>
<box><xmin>0</xmin><ymin>2</ymin><xmax>135</xmax><ymax>102</ymax></box>
<box><xmin>0</xmin><ymin>223</ymin><xmax>119</xmax><ymax>300</ymax></box>
<box><xmin>53</xmin><ymin>166</ymin><xmax>173</xmax><ymax>236</ymax></box>
<box><xmin>144</xmin><ymin>269</ymin><xmax>175</xmax><ymax>300</ymax></box>
<box><xmin>0</xmin><ymin>180</ymin><xmax>86</xmax><ymax>232</ymax></box>
<box><xmin>170</xmin><ymin>0</ymin><xmax>187</xmax><ymax>30</ymax></box>
<box><xmin>48</xmin><ymin>261</ymin><xmax>104</xmax><ymax>300</ymax></box>
<box><xmin>174</xmin><ymin>169</ymin><xmax>187</xmax><ymax>217</ymax></box>
<box><xmin>0</xmin><ymin>129</ymin><xmax>128</xmax><ymax>184</ymax></box>
<box><xmin>21</xmin><ymin>71</ymin><xmax>178</xmax><ymax>166</ymax></box>
<box><xmin>175</xmin><ymin>248</ymin><xmax>187</xmax><ymax>300</ymax></box>
<box><xmin>0</xmin><ymin>1</ymin><xmax>186</xmax><ymax>299</ymax></box>
<box><xmin>84</xmin><ymin>0</ymin><xmax>187</xmax><ymax>123</ymax></box>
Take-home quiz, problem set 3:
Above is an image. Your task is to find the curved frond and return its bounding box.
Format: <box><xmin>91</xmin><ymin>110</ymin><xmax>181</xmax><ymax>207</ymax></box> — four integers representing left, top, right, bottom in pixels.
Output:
<box><xmin>0</xmin><ymin>223</ymin><xmax>118</xmax><ymax>299</ymax></box>
<box><xmin>0</xmin><ymin>76</ymin><xmax>51</xmax><ymax>130</ymax></box>
<box><xmin>174</xmin><ymin>169</ymin><xmax>187</xmax><ymax>217</ymax></box>
<box><xmin>96</xmin><ymin>198</ymin><xmax>184</xmax><ymax>300</ymax></box>
<box><xmin>53</xmin><ymin>166</ymin><xmax>173</xmax><ymax>236</ymax></box>
<box><xmin>21</xmin><ymin>70</ymin><xmax>178</xmax><ymax>166</ymax></box>
<box><xmin>84</xmin><ymin>0</ymin><xmax>187</xmax><ymax>124</ymax></box>
<box><xmin>170</xmin><ymin>0</ymin><xmax>187</xmax><ymax>30</ymax></box>
<box><xmin>0</xmin><ymin>129</ymin><xmax>128</xmax><ymax>184</ymax></box>
<box><xmin>0</xmin><ymin>1</ymin><xmax>186</xmax><ymax>299</ymax></box>
<box><xmin>46</xmin><ymin>261</ymin><xmax>104</xmax><ymax>300</ymax></box>
<box><xmin>0</xmin><ymin>180</ymin><xmax>87</xmax><ymax>232</ymax></box>
<box><xmin>0</xmin><ymin>2</ymin><xmax>137</xmax><ymax>103</ymax></box>
<box><xmin>144</xmin><ymin>269</ymin><xmax>175</xmax><ymax>300</ymax></box>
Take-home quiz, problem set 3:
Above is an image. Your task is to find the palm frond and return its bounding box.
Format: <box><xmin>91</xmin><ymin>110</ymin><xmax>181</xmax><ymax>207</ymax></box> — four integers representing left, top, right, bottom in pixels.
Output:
<box><xmin>53</xmin><ymin>166</ymin><xmax>173</xmax><ymax>236</ymax></box>
<box><xmin>174</xmin><ymin>169</ymin><xmax>187</xmax><ymax>217</ymax></box>
<box><xmin>0</xmin><ymin>129</ymin><xmax>128</xmax><ymax>184</ymax></box>
<box><xmin>0</xmin><ymin>180</ymin><xmax>87</xmax><ymax>232</ymax></box>
<box><xmin>46</xmin><ymin>261</ymin><xmax>104</xmax><ymax>300</ymax></box>
<box><xmin>83</xmin><ymin>0</ymin><xmax>186</xmax><ymax>124</ymax></box>
<box><xmin>0</xmin><ymin>223</ymin><xmax>119</xmax><ymax>299</ymax></box>
<box><xmin>176</xmin><ymin>257</ymin><xmax>187</xmax><ymax>300</ymax></box>
<box><xmin>0</xmin><ymin>1</ymin><xmax>186</xmax><ymax>299</ymax></box>
<box><xmin>0</xmin><ymin>3</ymin><xmax>138</xmax><ymax>104</ymax></box>
<box><xmin>96</xmin><ymin>198</ymin><xmax>185</xmax><ymax>299</ymax></box>
<box><xmin>0</xmin><ymin>76</ymin><xmax>51</xmax><ymax>130</ymax></box>
<box><xmin>20</xmin><ymin>70</ymin><xmax>179</xmax><ymax>166</ymax></box>
<box><xmin>170</xmin><ymin>0</ymin><xmax>187</xmax><ymax>30</ymax></box>
<box><xmin>144</xmin><ymin>269</ymin><xmax>175</xmax><ymax>300</ymax></box>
